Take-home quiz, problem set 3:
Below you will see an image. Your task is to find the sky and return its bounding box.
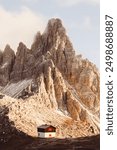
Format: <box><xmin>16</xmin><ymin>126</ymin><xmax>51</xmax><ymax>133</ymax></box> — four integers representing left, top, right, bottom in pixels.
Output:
<box><xmin>0</xmin><ymin>0</ymin><xmax>100</xmax><ymax>68</ymax></box>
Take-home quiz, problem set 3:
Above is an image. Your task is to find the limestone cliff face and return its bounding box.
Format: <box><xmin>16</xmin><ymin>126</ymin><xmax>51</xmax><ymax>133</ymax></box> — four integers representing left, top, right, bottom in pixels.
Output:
<box><xmin>10</xmin><ymin>42</ymin><xmax>35</xmax><ymax>81</ymax></box>
<box><xmin>0</xmin><ymin>45</ymin><xmax>15</xmax><ymax>86</ymax></box>
<box><xmin>0</xmin><ymin>18</ymin><xmax>100</xmax><ymax>137</ymax></box>
<box><xmin>0</xmin><ymin>50</ymin><xmax>3</xmax><ymax>65</ymax></box>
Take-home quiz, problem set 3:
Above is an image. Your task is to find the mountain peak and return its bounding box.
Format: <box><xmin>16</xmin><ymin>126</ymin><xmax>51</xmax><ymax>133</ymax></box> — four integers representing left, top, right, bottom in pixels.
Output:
<box><xmin>0</xmin><ymin>18</ymin><xmax>100</xmax><ymax>141</ymax></box>
<box><xmin>47</xmin><ymin>18</ymin><xmax>64</xmax><ymax>30</ymax></box>
<box><xmin>3</xmin><ymin>44</ymin><xmax>15</xmax><ymax>63</ymax></box>
<box><xmin>4</xmin><ymin>44</ymin><xmax>11</xmax><ymax>51</ymax></box>
<box><xmin>45</xmin><ymin>18</ymin><xmax>66</xmax><ymax>38</ymax></box>
<box><xmin>41</xmin><ymin>18</ymin><xmax>73</xmax><ymax>53</ymax></box>
<box><xmin>31</xmin><ymin>32</ymin><xmax>42</xmax><ymax>52</ymax></box>
<box><xmin>18</xmin><ymin>42</ymin><xmax>27</xmax><ymax>50</ymax></box>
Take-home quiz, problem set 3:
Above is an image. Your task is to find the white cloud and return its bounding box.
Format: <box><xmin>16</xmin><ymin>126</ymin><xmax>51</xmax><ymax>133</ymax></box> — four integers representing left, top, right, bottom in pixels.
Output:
<box><xmin>56</xmin><ymin>0</ymin><xmax>99</xmax><ymax>7</ymax></box>
<box><xmin>81</xmin><ymin>16</ymin><xmax>92</xmax><ymax>31</ymax></box>
<box><xmin>21</xmin><ymin>0</ymin><xmax>38</xmax><ymax>2</ymax></box>
<box><xmin>0</xmin><ymin>6</ymin><xmax>46</xmax><ymax>51</ymax></box>
<box><xmin>69</xmin><ymin>16</ymin><xmax>93</xmax><ymax>31</ymax></box>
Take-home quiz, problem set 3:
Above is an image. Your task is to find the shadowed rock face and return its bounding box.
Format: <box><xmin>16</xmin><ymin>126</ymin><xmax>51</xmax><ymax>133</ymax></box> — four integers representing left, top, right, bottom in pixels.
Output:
<box><xmin>0</xmin><ymin>45</ymin><xmax>15</xmax><ymax>86</ymax></box>
<box><xmin>0</xmin><ymin>18</ymin><xmax>100</xmax><ymax>138</ymax></box>
<box><xmin>0</xmin><ymin>50</ymin><xmax>3</xmax><ymax>65</ymax></box>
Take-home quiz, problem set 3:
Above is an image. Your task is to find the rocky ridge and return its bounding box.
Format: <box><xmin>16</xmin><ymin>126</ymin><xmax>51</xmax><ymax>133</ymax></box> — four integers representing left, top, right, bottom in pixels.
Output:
<box><xmin>0</xmin><ymin>18</ymin><xmax>100</xmax><ymax>141</ymax></box>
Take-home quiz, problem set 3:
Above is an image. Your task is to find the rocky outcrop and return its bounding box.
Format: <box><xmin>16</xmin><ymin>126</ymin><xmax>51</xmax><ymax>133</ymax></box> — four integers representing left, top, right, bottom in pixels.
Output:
<box><xmin>31</xmin><ymin>32</ymin><xmax>42</xmax><ymax>58</ymax></box>
<box><xmin>0</xmin><ymin>45</ymin><xmax>15</xmax><ymax>86</ymax></box>
<box><xmin>0</xmin><ymin>50</ymin><xmax>3</xmax><ymax>65</ymax></box>
<box><xmin>10</xmin><ymin>42</ymin><xmax>35</xmax><ymax>81</ymax></box>
<box><xmin>0</xmin><ymin>18</ymin><xmax>100</xmax><ymax>138</ymax></box>
<box><xmin>41</xmin><ymin>18</ymin><xmax>75</xmax><ymax>76</ymax></box>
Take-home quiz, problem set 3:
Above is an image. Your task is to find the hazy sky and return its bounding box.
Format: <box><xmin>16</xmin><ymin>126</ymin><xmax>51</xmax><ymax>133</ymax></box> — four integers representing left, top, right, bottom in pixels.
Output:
<box><xmin>0</xmin><ymin>0</ymin><xmax>100</xmax><ymax>67</ymax></box>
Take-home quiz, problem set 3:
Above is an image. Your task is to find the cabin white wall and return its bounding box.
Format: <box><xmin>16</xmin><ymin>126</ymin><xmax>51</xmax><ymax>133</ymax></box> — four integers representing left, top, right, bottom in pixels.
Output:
<box><xmin>38</xmin><ymin>132</ymin><xmax>56</xmax><ymax>138</ymax></box>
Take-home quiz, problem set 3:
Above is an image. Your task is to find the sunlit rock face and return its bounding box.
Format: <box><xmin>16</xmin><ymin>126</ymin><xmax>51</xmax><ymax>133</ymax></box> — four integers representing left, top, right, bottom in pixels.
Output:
<box><xmin>0</xmin><ymin>18</ymin><xmax>100</xmax><ymax>138</ymax></box>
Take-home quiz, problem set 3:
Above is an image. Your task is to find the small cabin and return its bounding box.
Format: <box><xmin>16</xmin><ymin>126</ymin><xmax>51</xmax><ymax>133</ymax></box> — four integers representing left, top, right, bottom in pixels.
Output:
<box><xmin>37</xmin><ymin>125</ymin><xmax>56</xmax><ymax>138</ymax></box>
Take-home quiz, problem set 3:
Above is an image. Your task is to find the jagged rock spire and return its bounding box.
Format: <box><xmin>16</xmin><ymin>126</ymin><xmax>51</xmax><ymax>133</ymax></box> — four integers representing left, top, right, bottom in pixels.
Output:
<box><xmin>3</xmin><ymin>44</ymin><xmax>15</xmax><ymax>64</ymax></box>
<box><xmin>0</xmin><ymin>50</ymin><xmax>3</xmax><ymax>65</ymax></box>
<box><xmin>31</xmin><ymin>31</ymin><xmax>42</xmax><ymax>51</ymax></box>
<box><xmin>0</xmin><ymin>45</ymin><xmax>15</xmax><ymax>85</ymax></box>
<box><xmin>42</xmin><ymin>18</ymin><xmax>73</xmax><ymax>53</ymax></box>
